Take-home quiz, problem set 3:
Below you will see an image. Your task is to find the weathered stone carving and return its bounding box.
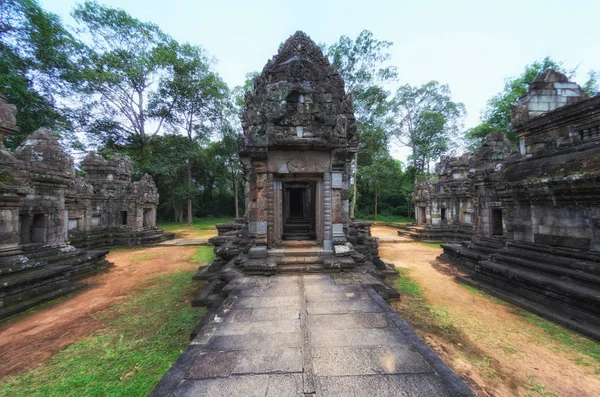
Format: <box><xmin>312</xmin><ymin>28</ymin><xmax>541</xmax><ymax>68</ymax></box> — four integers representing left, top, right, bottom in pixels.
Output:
<box><xmin>67</xmin><ymin>153</ymin><xmax>173</xmax><ymax>249</ymax></box>
<box><xmin>0</xmin><ymin>97</ymin><xmax>172</xmax><ymax>319</ymax></box>
<box><xmin>192</xmin><ymin>31</ymin><xmax>398</xmax><ymax>310</ymax></box>
<box><xmin>432</xmin><ymin>71</ymin><xmax>600</xmax><ymax>340</ymax></box>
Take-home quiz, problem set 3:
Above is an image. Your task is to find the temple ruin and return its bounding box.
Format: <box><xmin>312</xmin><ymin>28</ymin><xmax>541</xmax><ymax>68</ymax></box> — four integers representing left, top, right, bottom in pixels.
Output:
<box><xmin>192</xmin><ymin>31</ymin><xmax>398</xmax><ymax>308</ymax></box>
<box><xmin>408</xmin><ymin>71</ymin><xmax>600</xmax><ymax>340</ymax></box>
<box><xmin>0</xmin><ymin>95</ymin><xmax>172</xmax><ymax>319</ymax></box>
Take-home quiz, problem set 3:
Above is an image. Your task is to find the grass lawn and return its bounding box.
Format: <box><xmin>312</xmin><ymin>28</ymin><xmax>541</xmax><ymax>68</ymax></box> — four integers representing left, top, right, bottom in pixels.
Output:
<box><xmin>158</xmin><ymin>217</ymin><xmax>235</xmax><ymax>239</ymax></box>
<box><xmin>356</xmin><ymin>214</ymin><xmax>413</xmax><ymax>223</ymax></box>
<box><xmin>0</xmin><ymin>247</ymin><xmax>213</xmax><ymax>397</ymax></box>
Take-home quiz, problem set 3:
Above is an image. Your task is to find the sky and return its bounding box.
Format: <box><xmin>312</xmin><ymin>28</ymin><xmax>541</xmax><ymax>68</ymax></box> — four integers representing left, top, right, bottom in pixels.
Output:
<box><xmin>41</xmin><ymin>0</ymin><xmax>600</xmax><ymax>161</ymax></box>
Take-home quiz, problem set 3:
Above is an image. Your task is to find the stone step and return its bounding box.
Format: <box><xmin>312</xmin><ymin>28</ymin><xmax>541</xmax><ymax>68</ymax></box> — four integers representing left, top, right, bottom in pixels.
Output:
<box><xmin>276</xmin><ymin>263</ymin><xmax>327</xmax><ymax>273</ymax></box>
<box><xmin>0</xmin><ymin>282</ymin><xmax>87</xmax><ymax>320</ymax></box>
<box><xmin>478</xmin><ymin>260</ymin><xmax>600</xmax><ymax>306</ymax></box>
<box><xmin>267</xmin><ymin>246</ymin><xmax>328</xmax><ymax>258</ymax></box>
<box><xmin>498</xmin><ymin>246</ymin><xmax>600</xmax><ymax>277</ymax></box>
<box><xmin>491</xmin><ymin>253</ymin><xmax>600</xmax><ymax>287</ymax></box>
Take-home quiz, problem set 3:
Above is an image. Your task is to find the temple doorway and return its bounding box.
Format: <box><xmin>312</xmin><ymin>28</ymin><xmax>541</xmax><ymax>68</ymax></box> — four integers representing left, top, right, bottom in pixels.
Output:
<box><xmin>282</xmin><ymin>181</ymin><xmax>316</xmax><ymax>240</ymax></box>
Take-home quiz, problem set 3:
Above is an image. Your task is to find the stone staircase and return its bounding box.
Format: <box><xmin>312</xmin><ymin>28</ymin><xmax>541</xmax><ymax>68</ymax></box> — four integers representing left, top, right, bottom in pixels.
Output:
<box><xmin>441</xmin><ymin>238</ymin><xmax>600</xmax><ymax>340</ymax></box>
<box><xmin>282</xmin><ymin>217</ymin><xmax>315</xmax><ymax>240</ymax></box>
<box><xmin>266</xmin><ymin>241</ymin><xmax>354</xmax><ymax>273</ymax></box>
<box><xmin>397</xmin><ymin>223</ymin><xmax>474</xmax><ymax>243</ymax></box>
<box><xmin>69</xmin><ymin>227</ymin><xmax>174</xmax><ymax>249</ymax></box>
<box><xmin>0</xmin><ymin>244</ymin><xmax>111</xmax><ymax>319</ymax></box>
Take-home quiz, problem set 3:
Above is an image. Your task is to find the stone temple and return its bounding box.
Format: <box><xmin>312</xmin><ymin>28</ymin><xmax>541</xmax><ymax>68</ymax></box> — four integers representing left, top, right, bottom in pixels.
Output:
<box><xmin>401</xmin><ymin>70</ymin><xmax>600</xmax><ymax>341</ymax></box>
<box><xmin>153</xmin><ymin>33</ymin><xmax>472</xmax><ymax>397</ymax></box>
<box><xmin>0</xmin><ymin>95</ymin><xmax>172</xmax><ymax>319</ymax></box>
<box><xmin>191</xmin><ymin>31</ymin><xmax>399</xmax><ymax>308</ymax></box>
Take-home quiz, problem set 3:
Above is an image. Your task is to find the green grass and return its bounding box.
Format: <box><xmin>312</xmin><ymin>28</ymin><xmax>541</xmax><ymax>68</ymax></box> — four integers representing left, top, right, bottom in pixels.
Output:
<box><xmin>516</xmin><ymin>309</ymin><xmax>600</xmax><ymax>369</ymax></box>
<box><xmin>0</xmin><ymin>271</ymin><xmax>207</xmax><ymax>397</ymax></box>
<box><xmin>395</xmin><ymin>268</ymin><xmax>424</xmax><ymax>297</ymax></box>
<box><xmin>158</xmin><ymin>217</ymin><xmax>234</xmax><ymax>232</ymax></box>
<box><xmin>190</xmin><ymin>246</ymin><xmax>216</xmax><ymax>264</ymax></box>
<box><xmin>459</xmin><ymin>283</ymin><xmax>510</xmax><ymax>306</ymax></box>
<box><xmin>355</xmin><ymin>214</ymin><xmax>413</xmax><ymax>223</ymax></box>
<box><xmin>418</xmin><ymin>242</ymin><xmax>442</xmax><ymax>249</ymax></box>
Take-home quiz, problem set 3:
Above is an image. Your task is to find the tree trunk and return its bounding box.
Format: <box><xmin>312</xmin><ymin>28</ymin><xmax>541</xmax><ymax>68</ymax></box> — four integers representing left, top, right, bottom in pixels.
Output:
<box><xmin>187</xmin><ymin>163</ymin><xmax>193</xmax><ymax>226</ymax></box>
<box><xmin>374</xmin><ymin>186</ymin><xmax>379</xmax><ymax>222</ymax></box>
<box><xmin>350</xmin><ymin>152</ymin><xmax>358</xmax><ymax>219</ymax></box>
<box><xmin>234</xmin><ymin>172</ymin><xmax>239</xmax><ymax>219</ymax></box>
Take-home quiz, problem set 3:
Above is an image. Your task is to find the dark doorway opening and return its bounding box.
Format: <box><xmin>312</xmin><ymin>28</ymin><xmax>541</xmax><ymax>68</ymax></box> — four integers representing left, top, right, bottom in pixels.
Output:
<box><xmin>441</xmin><ymin>208</ymin><xmax>447</xmax><ymax>221</ymax></box>
<box><xmin>120</xmin><ymin>211</ymin><xmax>128</xmax><ymax>225</ymax></box>
<box><xmin>419</xmin><ymin>207</ymin><xmax>427</xmax><ymax>224</ymax></box>
<box><xmin>19</xmin><ymin>213</ymin><xmax>46</xmax><ymax>244</ymax></box>
<box><xmin>288</xmin><ymin>188</ymin><xmax>304</xmax><ymax>218</ymax></box>
<box><xmin>283</xmin><ymin>181</ymin><xmax>315</xmax><ymax>240</ymax></box>
<box><xmin>491</xmin><ymin>208</ymin><xmax>503</xmax><ymax>236</ymax></box>
<box><xmin>143</xmin><ymin>209</ymin><xmax>152</xmax><ymax>227</ymax></box>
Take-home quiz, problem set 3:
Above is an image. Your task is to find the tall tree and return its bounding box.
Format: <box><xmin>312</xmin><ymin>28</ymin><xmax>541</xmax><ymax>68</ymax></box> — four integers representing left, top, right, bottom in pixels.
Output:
<box><xmin>393</xmin><ymin>81</ymin><xmax>465</xmax><ymax>173</ymax></box>
<box><xmin>466</xmin><ymin>57</ymin><xmax>599</xmax><ymax>148</ymax></box>
<box><xmin>71</xmin><ymin>1</ymin><xmax>178</xmax><ymax>159</ymax></box>
<box><xmin>358</xmin><ymin>156</ymin><xmax>402</xmax><ymax>221</ymax></box>
<box><xmin>0</xmin><ymin>0</ymin><xmax>81</xmax><ymax>149</ymax></box>
<box><xmin>324</xmin><ymin>30</ymin><xmax>397</xmax><ymax>218</ymax></box>
<box><xmin>149</xmin><ymin>42</ymin><xmax>228</xmax><ymax>225</ymax></box>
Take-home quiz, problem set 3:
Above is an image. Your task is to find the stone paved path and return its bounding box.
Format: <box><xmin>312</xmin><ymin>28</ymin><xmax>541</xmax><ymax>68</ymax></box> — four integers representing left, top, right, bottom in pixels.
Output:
<box><xmin>151</xmin><ymin>274</ymin><xmax>472</xmax><ymax>396</ymax></box>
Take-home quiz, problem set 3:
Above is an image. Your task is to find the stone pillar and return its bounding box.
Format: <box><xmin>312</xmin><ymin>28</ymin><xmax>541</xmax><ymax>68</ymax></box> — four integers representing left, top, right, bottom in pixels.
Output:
<box><xmin>323</xmin><ymin>171</ymin><xmax>333</xmax><ymax>252</ymax></box>
<box><xmin>267</xmin><ymin>173</ymin><xmax>274</xmax><ymax>248</ymax></box>
<box><xmin>251</xmin><ymin>158</ymin><xmax>268</xmax><ymax>247</ymax></box>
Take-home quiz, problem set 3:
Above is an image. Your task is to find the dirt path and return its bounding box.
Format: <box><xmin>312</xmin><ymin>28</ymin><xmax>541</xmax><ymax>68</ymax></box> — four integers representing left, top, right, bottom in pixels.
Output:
<box><xmin>375</xmin><ymin>231</ymin><xmax>600</xmax><ymax>397</ymax></box>
<box><xmin>0</xmin><ymin>246</ymin><xmax>198</xmax><ymax>378</ymax></box>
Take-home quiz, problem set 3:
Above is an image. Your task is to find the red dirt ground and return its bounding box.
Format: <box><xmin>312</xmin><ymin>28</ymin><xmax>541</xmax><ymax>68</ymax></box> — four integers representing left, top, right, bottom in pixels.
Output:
<box><xmin>0</xmin><ymin>246</ymin><xmax>197</xmax><ymax>378</ymax></box>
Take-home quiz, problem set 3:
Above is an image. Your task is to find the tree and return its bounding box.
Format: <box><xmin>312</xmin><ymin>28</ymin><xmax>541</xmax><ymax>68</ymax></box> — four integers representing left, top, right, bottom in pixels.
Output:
<box><xmin>393</xmin><ymin>81</ymin><xmax>465</xmax><ymax>173</ymax></box>
<box><xmin>149</xmin><ymin>42</ymin><xmax>228</xmax><ymax>225</ymax></box>
<box><xmin>324</xmin><ymin>30</ymin><xmax>397</xmax><ymax>218</ymax></box>
<box><xmin>71</xmin><ymin>1</ymin><xmax>179</xmax><ymax>159</ymax></box>
<box><xmin>466</xmin><ymin>57</ymin><xmax>599</xmax><ymax>148</ymax></box>
<box><xmin>358</xmin><ymin>156</ymin><xmax>402</xmax><ymax>221</ymax></box>
<box><xmin>0</xmin><ymin>0</ymin><xmax>82</xmax><ymax>149</ymax></box>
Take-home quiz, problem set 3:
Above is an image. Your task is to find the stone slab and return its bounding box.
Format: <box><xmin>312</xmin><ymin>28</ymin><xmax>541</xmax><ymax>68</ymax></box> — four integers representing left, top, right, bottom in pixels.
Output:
<box><xmin>232</xmin><ymin>348</ymin><xmax>303</xmax><ymax>375</ymax></box>
<box><xmin>233</xmin><ymin>296</ymin><xmax>301</xmax><ymax>309</ymax></box>
<box><xmin>311</xmin><ymin>346</ymin><xmax>433</xmax><ymax>376</ymax></box>
<box><xmin>251</xmin><ymin>307</ymin><xmax>300</xmax><ymax>321</ymax></box>
<box><xmin>310</xmin><ymin>328</ymin><xmax>409</xmax><ymax>348</ymax></box>
<box><xmin>173</xmin><ymin>374</ymin><xmax>304</xmax><ymax>397</ymax></box>
<box><xmin>308</xmin><ymin>313</ymin><xmax>391</xmax><ymax>330</ymax></box>
<box><xmin>307</xmin><ymin>300</ymin><xmax>383</xmax><ymax>314</ymax></box>
<box><xmin>315</xmin><ymin>373</ymin><xmax>454</xmax><ymax>397</ymax></box>
<box><xmin>214</xmin><ymin>319</ymin><xmax>300</xmax><ymax>336</ymax></box>
<box><xmin>186</xmin><ymin>351</ymin><xmax>238</xmax><ymax>379</ymax></box>
<box><xmin>205</xmin><ymin>333</ymin><xmax>302</xmax><ymax>351</ymax></box>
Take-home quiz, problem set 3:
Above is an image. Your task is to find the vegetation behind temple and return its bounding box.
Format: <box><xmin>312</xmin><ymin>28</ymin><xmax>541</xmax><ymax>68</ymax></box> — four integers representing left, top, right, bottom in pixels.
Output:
<box><xmin>2</xmin><ymin>0</ymin><xmax>597</xmax><ymax>222</ymax></box>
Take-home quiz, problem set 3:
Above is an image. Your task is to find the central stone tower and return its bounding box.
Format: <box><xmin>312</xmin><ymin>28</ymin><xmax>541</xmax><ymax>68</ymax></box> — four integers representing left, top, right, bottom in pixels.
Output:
<box><xmin>240</xmin><ymin>31</ymin><xmax>357</xmax><ymax>255</ymax></box>
<box><xmin>193</xmin><ymin>32</ymin><xmax>398</xmax><ymax>308</ymax></box>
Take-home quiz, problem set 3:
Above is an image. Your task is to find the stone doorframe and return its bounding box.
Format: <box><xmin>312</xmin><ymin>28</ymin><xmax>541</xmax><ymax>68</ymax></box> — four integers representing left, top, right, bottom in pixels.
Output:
<box><xmin>268</xmin><ymin>173</ymin><xmax>330</xmax><ymax>250</ymax></box>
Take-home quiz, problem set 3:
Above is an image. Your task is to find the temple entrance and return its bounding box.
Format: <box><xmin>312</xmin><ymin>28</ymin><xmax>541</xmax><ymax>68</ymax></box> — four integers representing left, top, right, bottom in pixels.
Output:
<box><xmin>282</xmin><ymin>181</ymin><xmax>316</xmax><ymax>240</ymax></box>
<box><xmin>419</xmin><ymin>207</ymin><xmax>427</xmax><ymax>224</ymax></box>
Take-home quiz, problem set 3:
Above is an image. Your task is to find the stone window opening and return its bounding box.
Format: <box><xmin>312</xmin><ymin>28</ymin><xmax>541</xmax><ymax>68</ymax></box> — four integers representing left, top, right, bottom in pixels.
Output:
<box><xmin>492</xmin><ymin>209</ymin><xmax>504</xmax><ymax>236</ymax></box>
<box><xmin>68</xmin><ymin>218</ymin><xmax>80</xmax><ymax>231</ymax></box>
<box><xmin>19</xmin><ymin>213</ymin><xmax>46</xmax><ymax>244</ymax></box>
<box><xmin>120</xmin><ymin>211</ymin><xmax>128</xmax><ymax>226</ymax></box>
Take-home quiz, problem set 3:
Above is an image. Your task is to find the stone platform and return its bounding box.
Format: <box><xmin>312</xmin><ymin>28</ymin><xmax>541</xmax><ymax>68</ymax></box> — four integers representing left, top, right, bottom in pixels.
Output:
<box><xmin>151</xmin><ymin>274</ymin><xmax>472</xmax><ymax>397</ymax></box>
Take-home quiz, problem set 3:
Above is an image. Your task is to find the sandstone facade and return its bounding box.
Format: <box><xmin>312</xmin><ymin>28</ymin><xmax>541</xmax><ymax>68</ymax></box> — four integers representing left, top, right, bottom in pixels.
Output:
<box><xmin>193</xmin><ymin>32</ymin><xmax>398</xmax><ymax>309</ymax></box>
<box><xmin>0</xmin><ymin>95</ymin><xmax>171</xmax><ymax>319</ymax></box>
<box><xmin>430</xmin><ymin>71</ymin><xmax>600</xmax><ymax>340</ymax></box>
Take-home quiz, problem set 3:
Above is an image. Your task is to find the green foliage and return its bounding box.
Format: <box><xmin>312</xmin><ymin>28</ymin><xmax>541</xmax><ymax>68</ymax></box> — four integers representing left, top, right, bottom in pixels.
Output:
<box><xmin>395</xmin><ymin>268</ymin><xmax>424</xmax><ymax>296</ymax></box>
<box><xmin>190</xmin><ymin>246</ymin><xmax>216</xmax><ymax>264</ymax></box>
<box><xmin>0</xmin><ymin>270</ymin><xmax>206</xmax><ymax>397</ymax></box>
<box><xmin>392</xmin><ymin>81</ymin><xmax>465</xmax><ymax>172</ymax></box>
<box><xmin>466</xmin><ymin>57</ymin><xmax>599</xmax><ymax>149</ymax></box>
<box><xmin>0</xmin><ymin>0</ymin><xmax>82</xmax><ymax>149</ymax></box>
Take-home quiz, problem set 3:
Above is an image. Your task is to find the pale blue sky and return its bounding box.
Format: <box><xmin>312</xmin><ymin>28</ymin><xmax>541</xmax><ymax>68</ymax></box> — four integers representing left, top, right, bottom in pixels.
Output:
<box><xmin>41</xmin><ymin>0</ymin><xmax>600</xmax><ymax>159</ymax></box>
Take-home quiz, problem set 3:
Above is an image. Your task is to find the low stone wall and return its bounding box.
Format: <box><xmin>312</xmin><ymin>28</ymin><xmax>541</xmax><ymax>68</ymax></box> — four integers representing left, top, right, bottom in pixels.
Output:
<box><xmin>69</xmin><ymin>227</ymin><xmax>174</xmax><ymax>250</ymax></box>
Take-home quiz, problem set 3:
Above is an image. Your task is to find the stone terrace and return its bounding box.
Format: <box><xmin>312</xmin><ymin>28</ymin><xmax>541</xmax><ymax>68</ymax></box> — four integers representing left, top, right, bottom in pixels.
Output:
<box><xmin>151</xmin><ymin>274</ymin><xmax>472</xmax><ymax>396</ymax></box>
